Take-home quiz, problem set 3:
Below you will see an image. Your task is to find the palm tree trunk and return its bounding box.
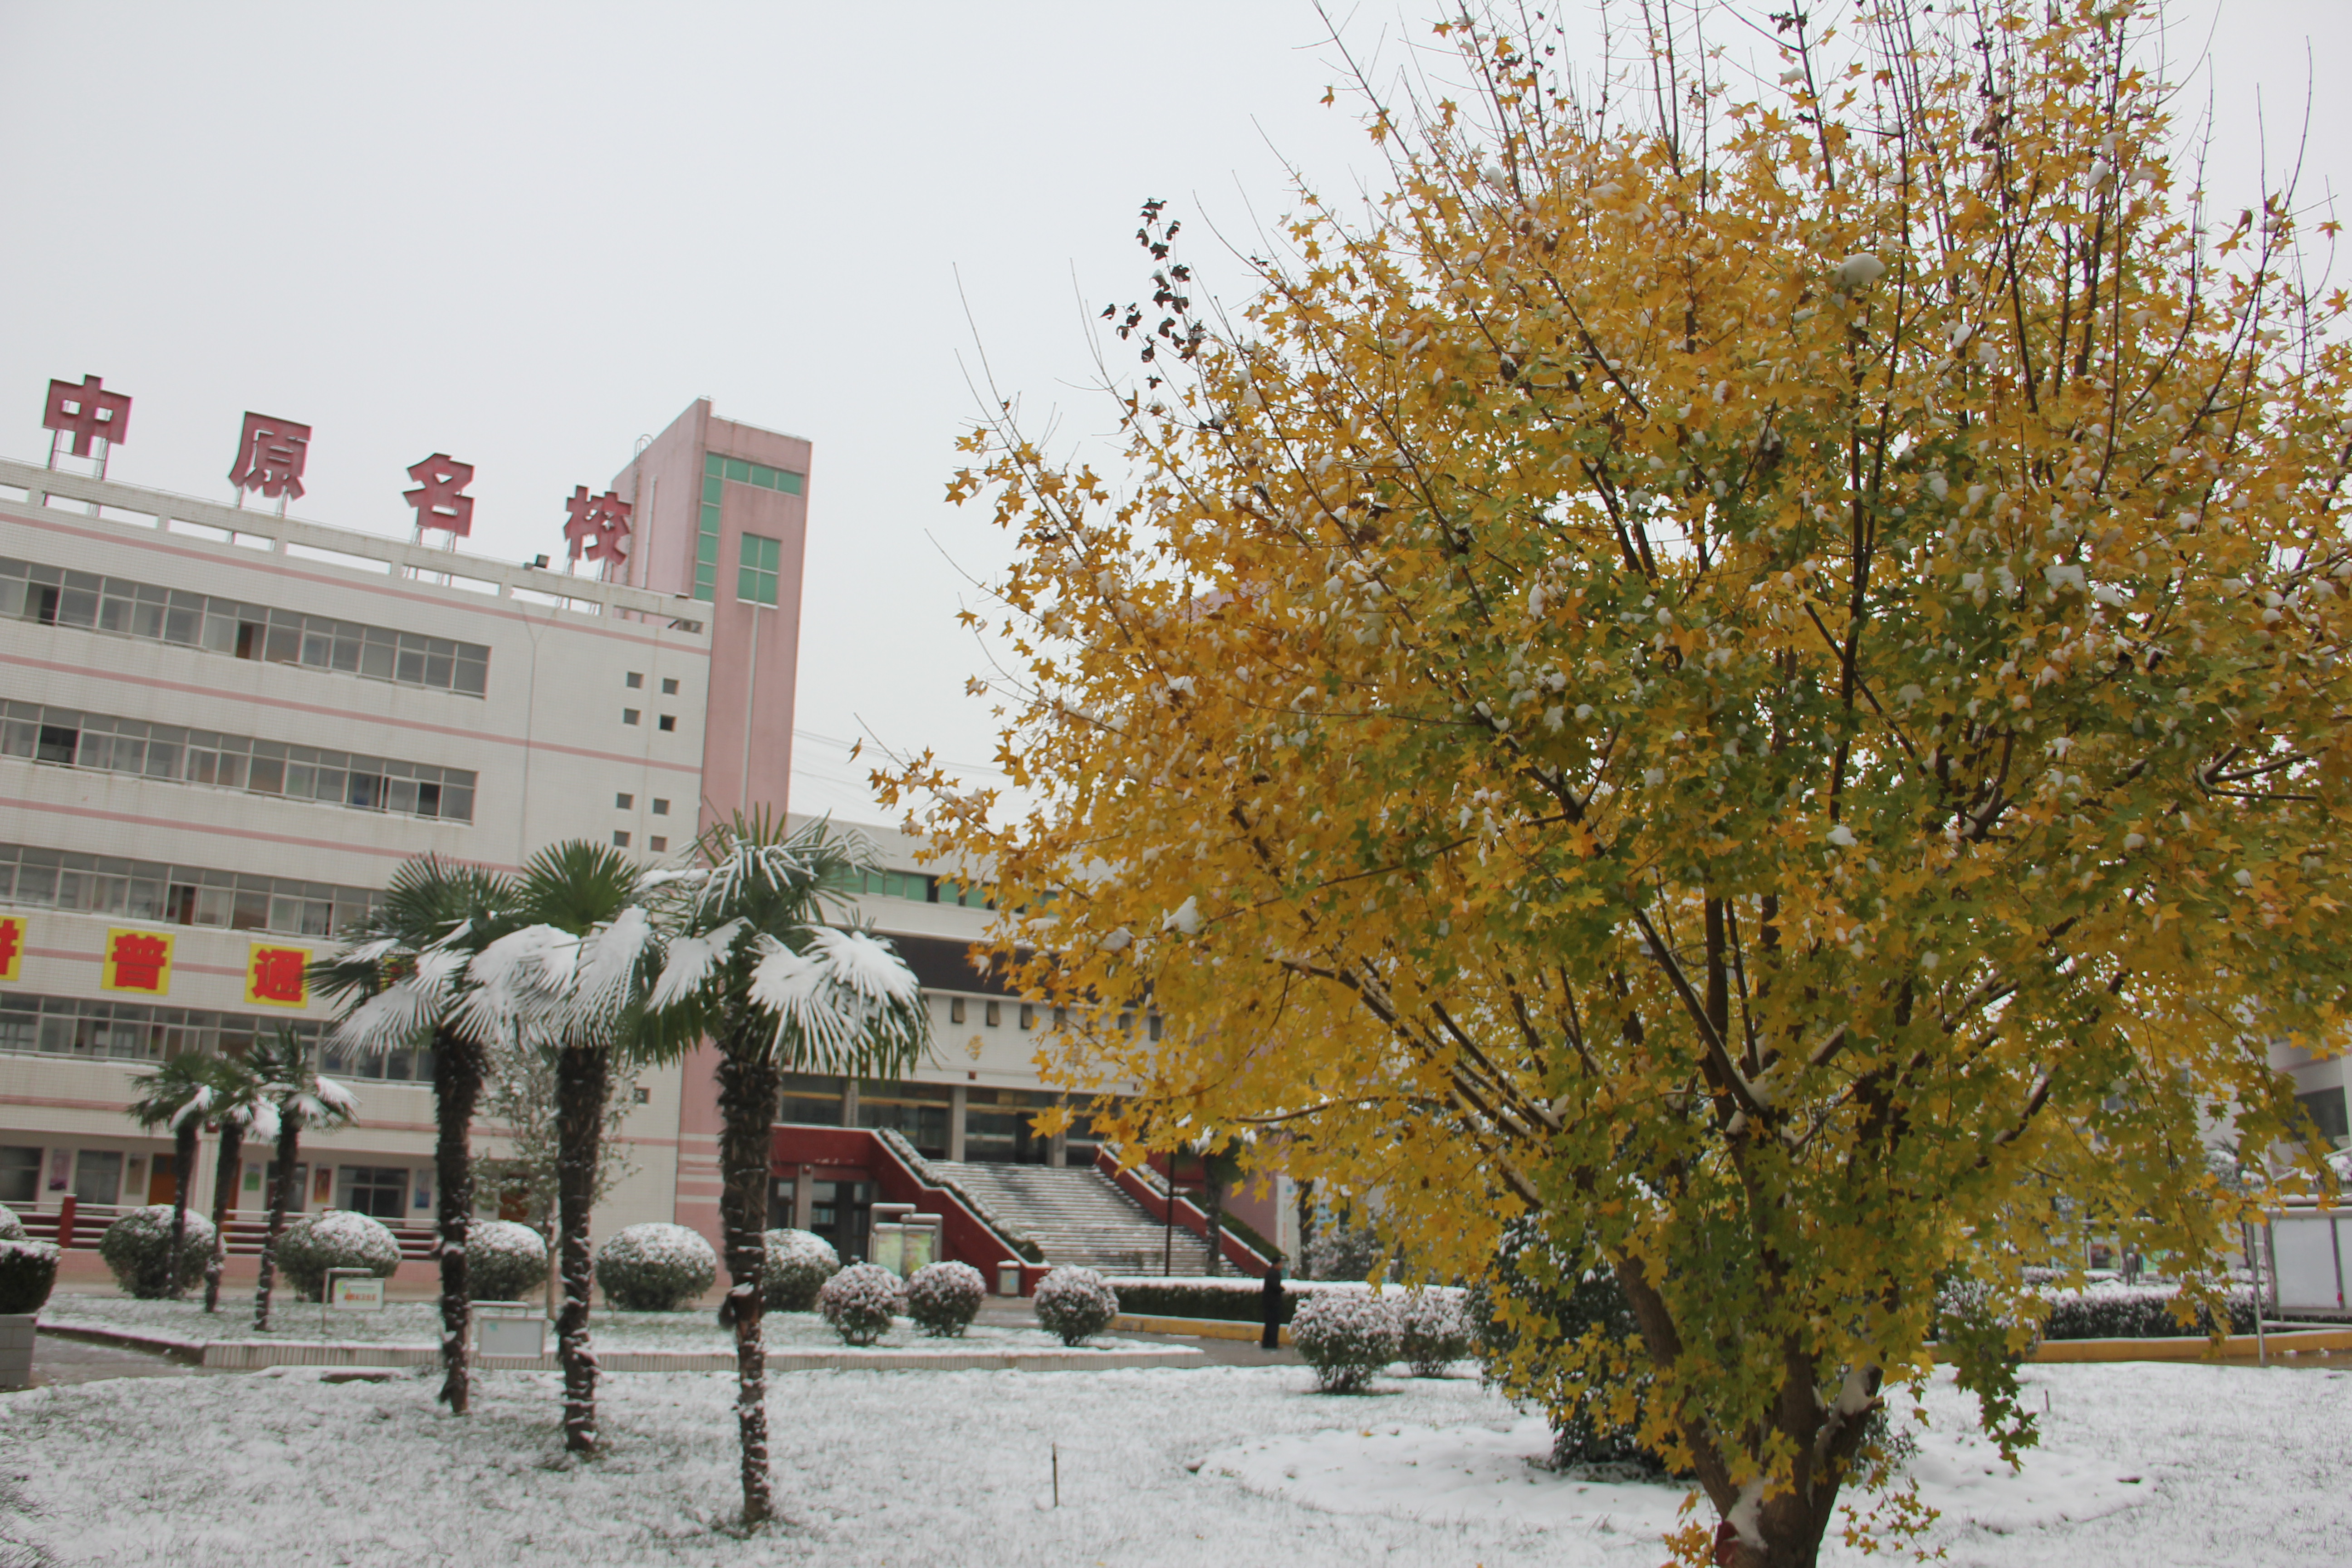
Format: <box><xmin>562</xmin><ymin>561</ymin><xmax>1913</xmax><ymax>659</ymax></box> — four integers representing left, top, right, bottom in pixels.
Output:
<box><xmin>202</xmin><ymin>1122</ymin><xmax>245</xmax><ymax>1312</ymax></box>
<box><xmin>554</xmin><ymin>1042</ymin><xmax>608</xmax><ymax>1455</ymax></box>
<box><xmin>431</xmin><ymin>1029</ymin><xmax>486</xmax><ymax>1413</ymax></box>
<box><xmin>252</xmin><ymin>1117</ymin><xmax>302</xmax><ymax>1331</ymax></box>
<box><xmin>163</xmin><ymin>1124</ymin><xmax>200</xmax><ymax>1299</ymax></box>
<box><xmin>715</xmin><ymin>1040</ymin><xmax>781</xmax><ymax>1525</ymax></box>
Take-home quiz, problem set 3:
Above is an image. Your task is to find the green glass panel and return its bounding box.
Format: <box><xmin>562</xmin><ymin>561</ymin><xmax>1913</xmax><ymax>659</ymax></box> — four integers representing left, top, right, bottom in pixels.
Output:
<box><xmin>703</xmin><ymin>452</ymin><xmax>723</xmax><ymax>476</ymax></box>
<box><xmin>750</xmin><ymin>464</ymin><xmax>776</xmax><ymax>489</ymax></box>
<box><xmin>740</xmin><ymin>532</ymin><xmax>780</xmax><ymax>569</ymax></box>
<box><xmin>697</xmin><ymin>534</ymin><xmax>720</xmax><ymax>565</ymax></box>
<box><xmin>702</xmin><ymin>475</ymin><xmax>722</xmax><ymax>504</ymax></box>
<box><xmin>724</xmin><ymin>458</ymin><xmax>751</xmax><ymax>482</ymax></box>
<box><xmin>778</xmin><ymin>471</ymin><xmax>804</xmax><ymax>495</ymax></box>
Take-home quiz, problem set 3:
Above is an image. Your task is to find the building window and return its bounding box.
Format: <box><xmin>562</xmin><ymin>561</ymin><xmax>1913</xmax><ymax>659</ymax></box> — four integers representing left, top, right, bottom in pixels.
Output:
<box><xmin>1019</xmin><ymin>1004</ymin><xmax>1035</xmax><ymax>1030</ymax></box>
<box><xmin>0</xmin><ymin>991</ymin><xmax>324</xmax><ymax>1065</ymax></box>
<box><xmin>0</xmin><ymin>843</ymin><xmax>380</xmax><ymax>937</ymax></box>
<box><xmin>651</xmin><ymin>799</ymin><xmax>669</xmax><ymax>816</ymax></box>
<box><xmin>632</xmin><ymin>1084</ymin><xmax>651</xmax><ymax>1105</ymax></box>
<box><xmin>985</xmin><ymin>1001</ymin><xmax>1001</xmax><ymax>1028</ymax></box>
<box><xmin>662</xmin><ymin>678</ymin><xmax>679</xmax><ymax>696</ymax></box>
<box><xmin>695</xmin><ymin>450</ymin><xmax>802</xmax><ymax>603</ymax></box>
<box><xmin>0</xmin><ymin>703</ymin><xmax>474</xmax><ymax>823</ymax></box>
<box><xmin>838</xmin><ymin>867</ymin><xmax>932</xmax><ymax>902</ymax></box>
<box><xmin>72</xmin><ymin>1149</ymin><xmax>123</xmax><ymax>1207</ymax></box>
<box><xmin>648</xmin><ymin>836</ymin><xmax>666</xmax><ymax>853</ymax></box>
<box><xmin>622</xmin><ymin>708</ymin><xmax>640</xmax><ymax>725</ymax></box>
<box><xmin>936</xmin><ymin>879</ymin><xmax>993</xmax><ymax>910</ymax></box>
<box><xmin>615</xmin><ymin>793</ymin><xmax>633</xmax><ymax>809</ymax></box>
<box><xmin>780</xmin><ymin>1072</ymin><xmax>845</xmax><ymax>1126</ymax></box>
<box><xmin>950</xmin><ymin>997</ymin><xmax>966</xmax><ymax>1024</ymax></box>
<box><xmin>340</xmin><ymin>1166</ymin><xmax>408</xmax><ymax>1220</ymax></box>
<box><xmin>625</xmin><ymin>672</ymin><xmax>643</xmax><ymax>689</ymax></box>
<box><xmin>612</xmin><ymin>831</ymin><xmax>631</xmax><ymax>849</ymax></box>
<box><xmin>1148</xmin><ymin>1013</ymin><xmax>1163</xmax><ymax>1042</ymax></box>
<box><xmin>657</xmin><ymin>714</ymin><xmax>676</xmax><ymax>732</ymax></box>
<box><xmin>0</xmin><ymin>557</ymin><xmax>490</xmax><ymax>696</ymax></box>
<box><xmin>738</xmin><ymin>533</ymin><xmax>781</xmax><ymax>607</ymax></box>
<box><xmin>2298</xmin><ymin>1086</ymin><xmax>2350</xmax><ymax>1143</ymax></box>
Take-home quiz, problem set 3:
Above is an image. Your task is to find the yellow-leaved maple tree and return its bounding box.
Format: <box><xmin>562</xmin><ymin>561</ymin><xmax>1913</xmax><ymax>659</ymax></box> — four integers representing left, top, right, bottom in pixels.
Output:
<box><xmin>884</xmin><ymin>4</ymin><xmax>2351</xmax><ymax>1562</ymax></box>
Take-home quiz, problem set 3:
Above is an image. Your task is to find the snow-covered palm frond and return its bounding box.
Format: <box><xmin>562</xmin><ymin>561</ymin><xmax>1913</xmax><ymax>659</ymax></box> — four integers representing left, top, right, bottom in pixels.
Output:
<box><xmin>234</xmin><ymin>1102</ymin><xmax>282</xmax><ymax>1143</ymax></box>
<box><xmin>647</xmin><ymin>918</ymin><xmax>745</xmax><ymax>1013</ymax></box>
<box><xmin>340</xmin><ymin>935</ymin><xmax>405</xmax><ymax>968</ymax></box>
<box><xmin>747</xmin><ymin>927</ymin><xmax>928</xmax><ymax>1073</ymax></box>
<box><xmin>456</xmin><ymin>922</ymin><xmax>580</xmax><ymax>1047</ymax></box>
<box><xmin>169</xmin><ymin>1085</ymin><xmax>217</xmax><ymax>1130</ymax></box>
<box><xmin>331</xmin><ymin>941</ymin><xmax>473</xmax><ymax>1057</ymax></box>
<box><xmin>569</xmin><ymin>905</ymin><xmax>660</xmax><ymax>1037</ymax></box>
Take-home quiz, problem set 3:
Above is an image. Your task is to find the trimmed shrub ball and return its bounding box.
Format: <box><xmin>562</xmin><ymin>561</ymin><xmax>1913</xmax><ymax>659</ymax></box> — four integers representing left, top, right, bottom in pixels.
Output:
<box><xmin>904</xmin><ymin>1260</ymin><xmax>986</xmax><ymax>1338</ymax></box>
<box><xmin>1293</xmin><ymin>1291</ymin><xmax>1401</xmax><ymax>1392</ymax></box>
<box><xmin>760</xmin><ymin>1228</ymin><xmax>841</xmax><ymax>1311</ymax></box>
<box><xmin>0</xmin><ymin>1239</ymin><xmax>59</xmax><ymax>1315</ymax></box>
<box><xmin>276</xmin><ymin>1210</ymin><xmax>402</xmax><ymax>1302</ymax></box>
<box><xmin>1033</xmin><ymin>1266</ymin><xmax>1119</xmax><ymax>1347</ymax></box>
<box><xmin>818</xmin><ymin>1262</ymin><xmax>904</xmax><ymax>1346</ymax></box>
<box><xmin>1398</xmin><ymin>1290</ymin><xmax>1471</xmax><ymax>1377</ymax></box>
<box><xmin>464</xmin><ymin>1220</ymin><xmax>549</xmax><ymax>1303</ymax></box>
<box><xmin>0</xmin><ymin>1203</ymin><xmax>24</xmax><ymax>1242</ymax></box>
<box><xmin>97</xmin><ymin>1205</ymin><xmax>216</xmax><ymax>1299</ymax></box>
<box><xmin>596</xmin><ymin>1222</ymin><xmax>717</xmax><ymax>1312</ymax></box>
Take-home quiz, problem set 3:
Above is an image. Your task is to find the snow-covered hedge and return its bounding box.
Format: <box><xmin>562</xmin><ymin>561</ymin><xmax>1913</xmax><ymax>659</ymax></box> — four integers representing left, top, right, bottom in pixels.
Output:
<box><xmin>0</xmin><ymin>1203</ymin><xmax>24</xmax><ymax>1242</ymax></box>
<box><xmin>596</xmin><ymin>1223</ymin><xmax>717</xmax><ymax>1312</ymax></box>
<box><xmin>0</xmin><ymin>1239</ymin><xmax>58</xmax><ymax>1314</ymax></box>
<box><xmin>819</xmin><ymin>1262</ymin><xmax>904</xmax><ymax>1345</ymax></box>
<box><xmin>1034</xmin><ymin>1266</ymin><xmax>1120</xmax><ymax>1346</ymax></box>
<box><xmin>760</xmin><ymin>1228</ymin><xmax>841</xmax><ymax>1311</ymax></box>
<box><xmin>2041</xmin><ymin>1282</ymin><xmax>2256</xmax><ymax>1341</ymax></box>
<box><xmin>464</xmin><ymin>1220</ymin><xmax>549</xmax><ymax>1303</ymax></box>
<box><xmin>904</xmin><ymin>1260</ymin><xmax>986</xmax><ymax>1337</ymax></box>
<box><xmin>1293</xmin><ymin>1291</ymin><xmax>1401</xmax><ymax>1392</ymax></box>
<box><xmin>277</xmin><ymin>1210</ymin><xmax>402</xmax><ymax>1302</ymax></box>
<box><xmin>96</xmin><ymin>1205</ymin><xmax>215</xmax><ymax>1299</ymax></box>
<box><xmin>1397</xmin><ymin>1290</ymin><xmax>1470</xmax><ymax>1376</ymax></box>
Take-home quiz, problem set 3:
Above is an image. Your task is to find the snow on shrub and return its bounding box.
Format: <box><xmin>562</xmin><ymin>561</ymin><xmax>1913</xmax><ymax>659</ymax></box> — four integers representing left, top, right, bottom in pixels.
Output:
<box><xmin>1398</xmin><ymin>1290</ymin><xmax>1470</xmax><ymax>1376</ymax></box>
<box><xmin>276</xmin><ymin>1210</ymin><xmax>402</xmax><ymax>1302</ymax></box>
<box><xmin>464</xmin><ymin>1220</ymin><xmax>549</xmax><ymax>1303</ymax></box>
<box><xmin>0</xmin><ymin>1204</ymin><xmax>24</xmax><ymax>1242</ymax></box>
<box><xmin>0</xmin><ymin>1239</ymin><xmax>59</xmax><ymax>1314</ymax></box>
<box><xmin>760</xmin><ymin>1228</ymin><xmax>841</xmax><ymax>1311</ymax></box>
<box><xmin>1293</xmin><ymin>1290</ymin><xmax>1401</xmax><ymax>1392</ymax></box>
<box><xmin>2039</xmin><ymin>1281</ymin><xmax>2256</xmax><ymax>1341</ymax></box>
<box><xmin>818</xmin><ymin>1262</ymin><xmax>904</xmax><ymax>1345</ymax></box>
<box><xmin>596</xmin><ymin>1222</ymin><xmax>718</xmax><ymax>1312</ymax></box>
<box><xmin>904</xmin><ymin>1260</ymin><xmax>986</xmax><ymax>1337</ymax></box>
<box><xmin>96</xmin><ymin>1205</ymin><xmax>216</xmax><ymax>1299</ymax></box>
<box><xmin>1033</xmin><ymin>1266</ymin><xmax>1119</xmax><ymax>1346</ymax></box>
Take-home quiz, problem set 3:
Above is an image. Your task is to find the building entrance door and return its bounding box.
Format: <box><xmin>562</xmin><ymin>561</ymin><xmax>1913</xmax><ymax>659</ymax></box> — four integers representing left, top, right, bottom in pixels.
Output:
<box><xmin>148</xmin><ymin>1162</ymin><xmax>178</xmax><ymax>1205</ymax></box>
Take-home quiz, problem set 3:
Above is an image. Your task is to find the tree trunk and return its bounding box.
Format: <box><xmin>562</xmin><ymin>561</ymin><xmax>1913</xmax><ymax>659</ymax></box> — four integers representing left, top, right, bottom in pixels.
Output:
<box><xmin>554</xmin><ymin>1042</ymin><xmax>608</xmax><ymax>1455</ymax></box>
<box><xmin>715</xmin><ymin>1041</ymin><xmax>782</xmax><ymax>1525</ymax></box>
<box><xmin>251</xmin><ymin>1115</ymin><xmax>301</xmax><ymax>1331</ymax></box>
<box><xmin>432</xmin><ymin>1029</ymin><xmax>486</xmax><ymax>1413</ymax></box>
<box><xmin>202</xmin><ymin>1122</ymin><xmax>245</xmax><ymax>1312</ymax></box>
<box><xmin>162</xmin><ymin>1124</ymin><xmax>200</xmax><ymax>1299</ymax></box>
<box><xmin>1295</xmin><ymin>1177</ymin><xmax>1315</xmax><ymax>1280</ymax></box>
<box><xmin>1203</xmin><ymin>1169</ymin><xmax>1225</xmax><ymax>1277</ymax></box>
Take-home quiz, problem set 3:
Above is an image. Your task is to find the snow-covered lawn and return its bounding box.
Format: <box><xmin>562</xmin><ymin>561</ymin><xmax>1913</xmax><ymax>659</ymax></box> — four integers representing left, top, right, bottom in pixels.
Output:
<box><xmin>0</xmin><ymin>1356</ymin><xmax>2343</xmax><ymax>1566</ymax></box>
<box><xmin>40</xmin><ymin>1292</ymin><xmax>1110</xmax><ymax>1353</ymax></box>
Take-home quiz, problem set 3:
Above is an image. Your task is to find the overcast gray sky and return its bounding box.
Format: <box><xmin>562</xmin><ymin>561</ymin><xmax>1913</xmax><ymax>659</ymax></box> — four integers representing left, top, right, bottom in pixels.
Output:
<box><xmin>3</xmin><ymin>2</ymin><xmax>2344</xmax><ymax>825</ymax></box>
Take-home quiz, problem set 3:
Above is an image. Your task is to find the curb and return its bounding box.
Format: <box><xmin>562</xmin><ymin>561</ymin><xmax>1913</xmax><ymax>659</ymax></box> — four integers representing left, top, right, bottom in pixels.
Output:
<box><xmin>1112</xmin><ymin>1313</ymin><xmax>1292</xmax><ymax>1346</ymax></box>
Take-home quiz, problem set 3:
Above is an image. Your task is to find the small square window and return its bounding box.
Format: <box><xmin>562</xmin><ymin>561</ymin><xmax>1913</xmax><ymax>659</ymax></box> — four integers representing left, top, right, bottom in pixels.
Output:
<box><xmin>985</xmin><ymin>1001</ymin><xmax>1001</xmax><ymax>1028</ymax></box>
<box><xmin>612</xmin><ymin>830</ymin><xmax>631</xmax><ymax>848</ymax></box>
<box><xmin>950</xmin><ymin>997</ymin><xmax>967</xmax><ymax>1024</ymax></box>
<box><xmin>661</xmin><ymin>678</ymin><xmax>679</xmax><ymax>696</ymax></box>
<box><xmin>651</xmin><ymin>798</ymin><xmax>669</xmax><ymax>816</ymax></box>
<box><xmin>1148</xmin><ymin>1013</ymin><xmax>1163</xmax><ymax>1042</ymax></box>
<box><xmin>615</xmin><ymin>792</ymin><xmax>633</xmax><ymax>809</ymax></box>
<box><xmin>622</xmin><ymin>708</ymin><xmax>640</xmax><ymax>725</ymax></box>
<box><xmin>632</xmin><ymin>1085</ymin><xmax>651</xmax><ymax>1105</ymax></box>
<box><xmin>648</xmin><ymin>836</ymin><xmax>667</xmax><ymax>853</ymax></box>
<box><xmin>1019</xmin><ymin>1004</ymin><xmax>1036</xmax><ymax>1030</ymax></box>
<box><xmin>625</xmin><ymin>672</ymin><xmax>643</xmax><ymax>689</ymax></box>
<box><xmin>657</xmin><ymin>714</ymin><xmax>676</xmax><ymax>732</ymax></box>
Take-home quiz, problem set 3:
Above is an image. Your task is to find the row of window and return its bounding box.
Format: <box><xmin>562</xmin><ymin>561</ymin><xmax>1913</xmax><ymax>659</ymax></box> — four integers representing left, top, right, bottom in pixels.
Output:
<box><xmin>0</xmin><ymin>701</ymin><xmax>476</xmax><ymax>823</ymax></box>
<box><xmin>938</xmin><ymin>995</ymin><xmax>1162</xmax><ymax>1039</ymax></box>
<box><xmin>833</xmin><ymin>866</ymin><xmax>992</xmax><ymax>909</ymax></box>
<box><xmin>694</xmin><ymin>451</ymin><xmax>800</xmax><ymax>603</ymax></box>
<box><xmin>0</xmin><ymin>843</ymin><xmax>380</xmax><ymax>938</ymax></box>
<box><xmin>0</xmin><ymin>557</ymin><xmax>490</xmax><ymax>696</ymax></box>
<box><xmin>0</xmin><ymin>992</ymin><xmax>321</xmax><ymax>1063</ymax></box>
<box><xmin>776</xmin><ymin>1073</ymin><xmax>1107</xmax><ymax>1163</ymax></box>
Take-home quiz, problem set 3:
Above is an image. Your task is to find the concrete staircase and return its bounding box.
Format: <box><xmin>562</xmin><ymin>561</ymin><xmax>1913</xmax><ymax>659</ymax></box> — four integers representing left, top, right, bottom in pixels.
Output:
<box><xmin>927</xmin><ymin>1160</ymin><xmax>1219</xmax><ymax>1275</ymax></box>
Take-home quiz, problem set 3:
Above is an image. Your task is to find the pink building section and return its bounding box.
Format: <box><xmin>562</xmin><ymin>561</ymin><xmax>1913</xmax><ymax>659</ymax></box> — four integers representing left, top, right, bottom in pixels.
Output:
<box><xmin>607</xmin><ymin>400</ymin><xmax>811</xmax><ymax>1250</ymax></box>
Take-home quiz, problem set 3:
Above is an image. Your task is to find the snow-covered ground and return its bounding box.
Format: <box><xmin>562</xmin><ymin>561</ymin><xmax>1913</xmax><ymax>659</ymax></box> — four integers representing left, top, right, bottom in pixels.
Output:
<box><xmin>0</xmin><ymin>1358</ymin><xmax>2342</xmax><ymax>1566</ymax></box>
<box><xmin>40</xmin><ymin>1293</ymin><xmax>1111</xmax><ymax>1353</ymax></box>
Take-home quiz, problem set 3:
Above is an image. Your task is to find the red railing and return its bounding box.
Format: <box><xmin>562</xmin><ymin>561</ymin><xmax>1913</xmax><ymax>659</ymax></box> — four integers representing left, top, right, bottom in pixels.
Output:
<box><xmin>772</xmin><ymin>1125</ymin><xmax>1045</xmax><ymax>1292</ymax></box>
<box><xmin>1095</xmin><ymin>1150</ymin><xmax>1274</xmax><ymax>1278</ymax></box>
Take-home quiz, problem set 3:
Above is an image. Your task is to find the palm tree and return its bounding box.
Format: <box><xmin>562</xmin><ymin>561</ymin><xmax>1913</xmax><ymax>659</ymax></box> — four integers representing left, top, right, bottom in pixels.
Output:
<box><xmin>198</xmin><ymin>1054</ymin><xmax>275</xmax><ymax>1313</ymax></box>
<box><xmin>643</xmin><ymin>813</ymin><xmax>928</xmax><ymax>1524</ymax></box>
<box><xmin>126</xmin><ymin>1052</ymin><xmax>218</xmax><ymax>1298</ymax></box>
<box><xmin>465</xmin><ymin>840</ymin><xmax>658</xmax><ymax>1455</ymax></box>
<box><xmin>313</xmin><ymin>855</ymin><xmax>517</xmax><ymax>1412</ymax></box>
<box><xmin>248</xmin><ymin>1029</ymin><xmax>358</xmax><ymax>1331</ymax></box>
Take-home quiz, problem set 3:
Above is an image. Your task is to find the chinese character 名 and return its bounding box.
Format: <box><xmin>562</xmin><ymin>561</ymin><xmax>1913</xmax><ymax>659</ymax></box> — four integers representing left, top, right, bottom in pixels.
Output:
<box><xmin>227</xmin><ymin>412</ymin><xmax>312</xmax><ymax>502</ymax></box>
<box><xmin>404</xmin><ymin>453</ymin><xmax>475</xmax><ymax>537</ymax></box>
<box><xmin>42</xmin><ymin>375</ymin><xmax>132</xmax><ymax>458</ymax></box>
<box><xmin>109</xmin><ymin>932</ymin><xmax>170</xmax><ymax>991</ymax></box>
<box><xmin>250</xmin><ymin>947</ymin><xmax>307</xmax><ymax>1005</ymax></box>
<box><xmin>562</xmin><ymin>485</ymin><xmax>632</xmax><ymax>567</ymax></box>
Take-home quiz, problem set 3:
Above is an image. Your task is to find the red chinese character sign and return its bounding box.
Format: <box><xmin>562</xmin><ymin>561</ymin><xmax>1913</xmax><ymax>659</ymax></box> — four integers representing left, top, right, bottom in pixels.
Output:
<box><xmin>42</xmin><ymin>375</ymin><xmax>131</xmax><ymax>468</ymax></box>
<box><xmin>404</xmin><ymin>453</ymin><xmax>475</xmax><ymax>538</ymax></box>
<box><xmin>102</xmin><ymin>928</ymin><xmax>173</xmax><ymax>995</ymax></box>
<box><xmin>245</xmin><ymin>943</ymin><xmax>310</xmax><ymax>1008</ymax></box>
<box><xmin>228</xmin><ymin>412</ymin><xmax>312</xmax><ymax>507</ymax></box>
<box><xmin>562</xmin><ymin>485</ymin><xmax>632</xmax><ymax>569</ymax></box>
<box><xmin>0</xmin><ymin>915</ymin><xmax>24</xmax><ymax>983</ymax></box>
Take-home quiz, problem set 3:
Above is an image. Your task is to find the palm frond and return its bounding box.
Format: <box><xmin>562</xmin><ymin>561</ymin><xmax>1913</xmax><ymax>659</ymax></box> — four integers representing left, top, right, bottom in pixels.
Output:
<box><xmin>748</xmin><ymin>927</ymin><xmax>929</xmax><ymax>1076</ymax></box>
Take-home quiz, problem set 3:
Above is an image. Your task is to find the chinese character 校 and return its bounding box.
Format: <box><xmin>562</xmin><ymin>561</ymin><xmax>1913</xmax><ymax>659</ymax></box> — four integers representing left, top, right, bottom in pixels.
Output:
<box><xmin>562</xmin><ymin>486</ymin><xmax>632</xmax><ymax>567</ymax></box>
<box><xmin>404</xmin><ymin>453</ymin><xmax>475</xmax><ymax>537</ymax></box>
<box><xmin>103</xmin><ymin>929</ymin><xmax>173</xmax><ymax>995</ymax></box>
<box><xmin>227</xmin><ymin>412</ymin><xmax>312</xmax><ymax>503</ymax></box>
<box><xmin>42</xmin><ymin>375</ymin><xmax>131</xmax><ymax>459</ymax></box>
<box><xmin>246</xmin><ymin>944</ymin><xmax>311</xmax><ymax>1009</ymax></box>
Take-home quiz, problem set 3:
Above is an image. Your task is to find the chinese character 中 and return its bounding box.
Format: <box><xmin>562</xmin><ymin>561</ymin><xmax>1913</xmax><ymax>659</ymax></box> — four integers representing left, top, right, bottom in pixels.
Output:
<box><xmin>250</xmin><ymin>947</ymin><xmax>307</xmax><ymax>1004</ymax></box>
<box><xmin>404</xmin><ymin>453</ymin><xmax>475</xmax><ymax>537</ymax></box>
<box><xmin>227</xmin><ymin>412</ymin><xmax>312</xmax><ymax>501</ymax></box>
<box><xmin>563</xmin><ymin>486</ymin><xmax>632</xmax><ymax>565</ymax></box>
<box><xmin>42</xmin><ymin>375</ymin><xmax>132</xmax><ymax>456</ymax></box>
<box><xmin>109</xmin><ymin>932</ymin><xmax>169</xmax><ymax>991</ymax></box>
